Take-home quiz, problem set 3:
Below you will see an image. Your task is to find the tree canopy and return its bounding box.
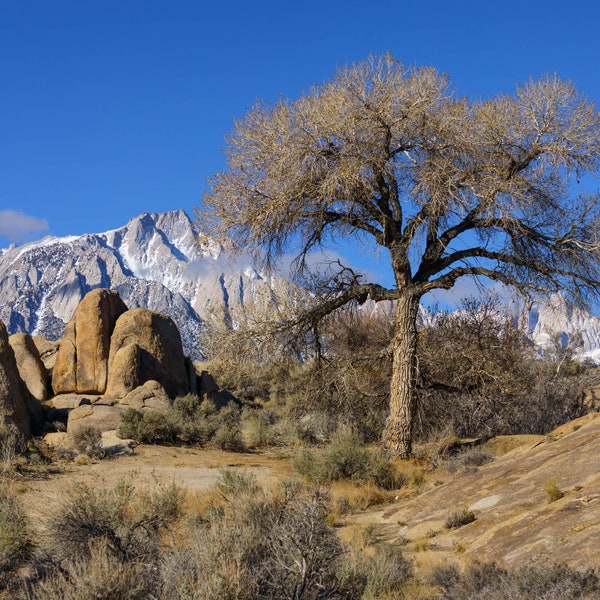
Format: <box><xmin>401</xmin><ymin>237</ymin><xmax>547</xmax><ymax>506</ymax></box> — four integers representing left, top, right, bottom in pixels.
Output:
<box><xmin>197</xmin><ymin>53</ymin><xmax>600</xmax><ymax>457</ymax></box>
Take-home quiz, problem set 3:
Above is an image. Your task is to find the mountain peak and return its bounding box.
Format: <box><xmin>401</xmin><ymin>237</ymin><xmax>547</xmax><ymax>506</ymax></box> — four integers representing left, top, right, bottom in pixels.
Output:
<box><xmin>0</xmin><ymin>210</ymin><xmax>291</xmax><ymax>360</ymax></box>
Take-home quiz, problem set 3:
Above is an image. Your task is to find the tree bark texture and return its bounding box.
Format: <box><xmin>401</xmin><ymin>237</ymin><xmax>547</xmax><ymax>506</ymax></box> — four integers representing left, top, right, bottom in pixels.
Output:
<box><xmin>383</xmin><ymin>292</ymin><xmax>421</xmax><ymax>458</ymax></box>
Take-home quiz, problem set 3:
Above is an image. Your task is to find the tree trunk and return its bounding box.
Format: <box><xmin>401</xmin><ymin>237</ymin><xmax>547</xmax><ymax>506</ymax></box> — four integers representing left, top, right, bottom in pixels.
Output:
<box><xmin>382</xmin><ymin>291</ymin><xmax>421</xmax><ymax>458</ymax></box>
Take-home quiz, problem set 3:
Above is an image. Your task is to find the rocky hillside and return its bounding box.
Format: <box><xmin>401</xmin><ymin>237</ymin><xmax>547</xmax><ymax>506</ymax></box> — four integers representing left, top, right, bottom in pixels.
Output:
<box><xmin>348</xmin><ymin>412</ymin><xmax>600</xmax><ymax>571</ymax></box>
<box><xmin>0</xmin><ymin>210</ymin><xmax>291</xmax><ymax>359</ymax></box>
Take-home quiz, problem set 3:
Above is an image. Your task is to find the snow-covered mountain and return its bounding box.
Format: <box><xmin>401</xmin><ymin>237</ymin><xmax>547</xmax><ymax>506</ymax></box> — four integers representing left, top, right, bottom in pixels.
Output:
<box><xmin>0</xmin><ymin>210</ymin><xmax>291</xmax><ymax>359</ymax></box>
<box><xmin>518</xmin><ymin>295</ymin><xmax>600</xmax><ymax>362</ymax></box>
<box><xmin>2</xmin><ymin>208</ymin><xmax>600</xmax><ymax>363</ymax></box>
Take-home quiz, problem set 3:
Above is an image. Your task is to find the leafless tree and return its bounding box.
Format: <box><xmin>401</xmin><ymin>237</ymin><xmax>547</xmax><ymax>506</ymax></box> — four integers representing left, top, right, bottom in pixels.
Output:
<box><xmin>197</xmin><ymin>53</ymin><xmax>600</xmax><ymax>457</ymax></box>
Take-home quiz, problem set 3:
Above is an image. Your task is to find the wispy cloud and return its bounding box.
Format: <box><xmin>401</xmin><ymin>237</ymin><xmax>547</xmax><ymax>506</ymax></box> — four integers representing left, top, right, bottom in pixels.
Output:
<box><xmin>0</xmin><ymin>209</ymin><xmax>49</xmax><ymax>243</ymax></box>
<box><xmin>423</xmin><ymin>278</ymin><xmax>513</xmax><ymax>310</ymax></box>
<box><xmin>183</xmin><ymin>251</ymin><xmax>256</xmax><ymax>280</ymax></box>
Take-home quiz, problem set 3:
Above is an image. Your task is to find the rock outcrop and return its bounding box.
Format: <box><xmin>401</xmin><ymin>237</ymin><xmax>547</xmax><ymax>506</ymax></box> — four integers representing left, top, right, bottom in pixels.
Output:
<box><xmin>67</xmin><ymin>404</ymin><xmax>124</xmax><ymax>436</ymax></box>
<box><xmin>106</xmin><ymin>308</ymin><xmax>189</xmax><ymax>399</ymax></box>
<box><xmin>105</xmin><ymin>342</ymin><xmax>140</xmax><ymax>399</ymax></box>
<box><xmin>9</xmin><ymin>333</ymin><xmax>48</xmax><ymax>402</ymax></box>
<box><xmin>0</xmin><ymin>321</ymin><xmax>31</xmax><ymax>435</ymax></box>
<box><xmin>52</xmin><ymin>289</ymin><xmax>128</xmax><ymax>395</ymax></box>
<box><xmin>119</xmin><ymin>381</ymin><xmax>172</xmax><ymax>412</ymax></box>
<box><xmin>32</xmin><ymin>335</ymin><xmax>60</xmax><ymax>390</ymax></box>
<box><xmin>1</xmin><ymin>287</ymin><xmax>203</xmax><ymax>445</ymax></box>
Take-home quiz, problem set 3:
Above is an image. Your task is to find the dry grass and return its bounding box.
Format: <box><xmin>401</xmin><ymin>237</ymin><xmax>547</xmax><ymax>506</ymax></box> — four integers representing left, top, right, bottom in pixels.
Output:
<box><xmin>330</xmin><ymin>480</ymin><xmax>392</xmax><ymax>514</ymax></box>
<box><xmin>544</xmin><ymin>478</ymin><xmax>565</xmax><ymax>502</ymax></box>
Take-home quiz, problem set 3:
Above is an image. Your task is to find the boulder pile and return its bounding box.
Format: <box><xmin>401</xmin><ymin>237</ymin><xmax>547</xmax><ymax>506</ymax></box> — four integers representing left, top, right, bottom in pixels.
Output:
<box><xmin>0</xmin><ymin>288</ymin><xmax>211</xmax><ymax>448</ymax></box>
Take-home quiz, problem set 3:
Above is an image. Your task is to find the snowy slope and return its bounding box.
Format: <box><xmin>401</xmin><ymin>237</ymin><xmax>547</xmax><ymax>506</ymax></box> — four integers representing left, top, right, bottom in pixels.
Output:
<box><xmin>518</xmin><ymin>295</ymin><xmax>600</xmax><ymax>361</ymax></box>
<box><xmin>2</xmin><ymin>209</ymin><xmax>600</xmax><ymax>362</ymax></box>
<box><xmin>0</xmin><ymin>210</ymin><xmax>290</xmax><ymax>359</ymax></box>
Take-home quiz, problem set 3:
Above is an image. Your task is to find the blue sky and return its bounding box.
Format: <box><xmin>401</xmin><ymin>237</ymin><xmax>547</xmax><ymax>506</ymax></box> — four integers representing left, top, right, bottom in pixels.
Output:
<box><xmin>1</xmin><ymin>0</ymin><xmax>599</xmax><ymax>293</ymax></box>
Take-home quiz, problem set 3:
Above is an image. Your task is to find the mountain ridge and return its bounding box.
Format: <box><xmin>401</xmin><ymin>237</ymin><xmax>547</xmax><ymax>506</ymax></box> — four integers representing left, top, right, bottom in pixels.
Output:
<box><xmin>0</xmin><ymin>209</ymin><xmax>288</xmax><ymax>359</ymax></box>
<box><xmin>2</xmin><ymin>209</ymin><xmax>600</xmax><ymax>362</ymax></box>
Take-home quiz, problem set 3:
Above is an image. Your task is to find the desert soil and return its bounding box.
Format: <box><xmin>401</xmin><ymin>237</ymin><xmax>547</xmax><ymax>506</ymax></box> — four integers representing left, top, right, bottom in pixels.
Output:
<box><xmin>14</xmin><ymin>412</ymin><xmax>600</xmax><ymax>575</ymax></box>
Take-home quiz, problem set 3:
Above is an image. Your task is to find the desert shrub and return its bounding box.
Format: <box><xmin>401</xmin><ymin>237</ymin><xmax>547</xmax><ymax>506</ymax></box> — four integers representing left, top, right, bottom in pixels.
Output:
<box><xmin>445</xmin><ymin>508</ymin><xmax>476</xmax><ymax>529</ymax></box>
<box><xmin>292</xmin><ymin>431</ymin><xmax>400</xmax><ymax>490</ymax></box>
<box><xmin>544</xmin><ymin>479</ymin><xmax>565</xmax><ymax>502</ymax></box>
<box><xmin>441</xmin><ymin>446</ymin><xmax>494</xmax><ymax>473</ymax></box>
<box><xmin>291</xmin><ymin>410</ymin><xmax>333</xmax><ymax>445</ymax></box>
<box><xmin>0</xmin><ymin>421</ymin><xmax>22</xmax><ymax>475</ymax></box>
<box><xmin>416</xmin><ymin>297</ymin><xmax>594</xmax><ymax>441</ymax></box>
<box><xmin>44</xmin><ymin>478</ymin><xmax>184</xmax><ymax>565</ymax></box>
<box><xmin>172</xmin><ymin>393</ymin><xmax>202</xmax><ymax>419</ymax></box>
<box><xmin>359</xmin><ymin>543</ymin><xmax>413</xmax><ymax>599</ymax></box>
<box><xmin>212</xmin><ymin>425</ymin><xmax>245</xmax><ymax>451</ymax></box>
<box><xmin>430</xmin><ymin>560</ymin><xmax>600</xmax><ymax>599</ymax></box>
<box><xmin>255</xmin><ymin>486</ymin><xmax>347</xmax><ymax>598</ymax></box>
<box><xmin>241</xmin><ymin>407</ymin><xmax>278</xmax><ymax>448</ymax></box>
<box><xmin>117</xmin><ymin>399</ymin><xmax>245</xmax><ymax>450</ymax></box>
<box><xmin>0</xmin><ymin>488</ymin><xmax>32</xmax><ymax>574</ymax></box>
<box><xmin>203</xmin><ymin>303</ymin><xmax>395</xmax><ymax>445</ymax></box>
<box><xmin>71</xmin><ymin>424</ymin><xmax>105</xmax><ymax>458</ymax></box>
<box><xmin>162</xmin><ymin>471</ymin><xmax>364</xmax><ymax>600</ymax></box>
<box><xmin>364</xmin><ymin>448</ymin><xmax>400</xmax><ymax>490</ymax></box>
<box><xmin>136</xmin><ymin>411</ymin><xmax>179</xmax><ymax>445</ymax></box>
<box><xmin>118</xmin><ymin>408</ymin><xmax>148</xmax><ymax>441</ymax></box>
<box><xmin>206</xmin><ymin>291</ymin><xmax>597</xmax><ymax>449</ymax></box>
<box><xmin>25</xmin><ymin>539</ymin><xmax>159</xmax><ymax>600</ymax></box>
<box><xmin>201</xmin><ymin>353</ymin><xmax>306</xmax><ymax>406</ymax></box>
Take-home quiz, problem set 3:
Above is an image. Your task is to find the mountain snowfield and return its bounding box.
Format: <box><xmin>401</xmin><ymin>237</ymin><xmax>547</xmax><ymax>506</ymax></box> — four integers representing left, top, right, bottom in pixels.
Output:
<box><xmin>1</xmin><ymin>208</ymin><xmax>600</xmax><ymax>362</ymax></box>
<box><xmin>0</xmin><ymin>210</ymin><xmax>291</xmax><ymax>359</ymax></box>
<box><xmin>519</xmin><ymin>295</ymin><xmax>600</xmax><ymax>362</ymax></box>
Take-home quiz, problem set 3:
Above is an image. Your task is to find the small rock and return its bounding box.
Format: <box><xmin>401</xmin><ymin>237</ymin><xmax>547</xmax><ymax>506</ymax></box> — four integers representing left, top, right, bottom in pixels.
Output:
<box><xmin>101</xmin><ymin>429</ymin><xmax>135</xmax><ymax>456</ymax></box>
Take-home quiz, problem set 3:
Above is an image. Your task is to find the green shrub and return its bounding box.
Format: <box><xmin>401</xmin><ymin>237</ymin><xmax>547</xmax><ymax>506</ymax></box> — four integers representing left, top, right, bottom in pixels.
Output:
<box><xmin>292</xmin><ymin>431</ymin><xmax>400</xmax><ymax>490</ymax></box>
<box><xmin>116</xmin><ymin>408</ymin><xmax>145</xmax><ymax>441</ymax></box>
<box><xmin>117</xmin><ymin>399</ymin><xmax>245</xmax><ymax>450</ymax></box>
<box><xmin>212</xmin><ymin>425</ymin><xmax>245</xmax><ymax>452</ymax></box>
<box><xmin>140</xmin><ymin>411</ymin><xmax>179</xmax><ymax>444</ymax></box>
<box><xmin>241</xmin><ymin>408</ymin><xmax>277</xmax><ymax>448</ymax></box>
<box><xmin>71</xmin><ymin>425</ymin><xmax>105</xmax><ymax>458</ymax></box>
<box><xmin>173</xmin><ymin>393</ymin><xmax>203</xmax><ymax>419</ymax></box>
<box><xmin>179</xmin><ymin>419</ymin><xmax>217</xmax><ymax>445</ymax></box>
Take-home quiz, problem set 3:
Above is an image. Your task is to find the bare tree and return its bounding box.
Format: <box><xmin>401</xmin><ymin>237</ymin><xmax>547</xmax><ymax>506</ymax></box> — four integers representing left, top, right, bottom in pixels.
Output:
<box><xmin>197</xmin><ymin>53</ymin><xmax>600</xmax><ymax>457</ymax></box>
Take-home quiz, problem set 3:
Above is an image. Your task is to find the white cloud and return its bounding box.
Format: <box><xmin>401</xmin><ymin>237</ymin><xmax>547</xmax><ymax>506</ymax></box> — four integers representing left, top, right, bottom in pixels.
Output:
<box><xmin>278</xmin><ymin>249</ymin><xmax>348</xmax><ymax>276</ymax></box>
<box><xmin>423</xmin><ymin>278</ymin><xmax>514</xmax><ymax>310</ymax></box>
<box><xmin>183</xmin><ymin>251</ymin><xmax>255</xmax><ymax>280</ymax></box>
<box><xmin>0</xmin><ymin>209</ymin><xmax>49</xmax><ymax>242</ymax></box>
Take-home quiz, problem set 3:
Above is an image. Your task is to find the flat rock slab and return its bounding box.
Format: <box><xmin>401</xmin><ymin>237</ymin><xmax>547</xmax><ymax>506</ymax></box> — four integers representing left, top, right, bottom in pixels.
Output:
<box><xmin>44</xmin><ymin>431</ymin><xmax>76</xmax><ymax>451</ymax></box>
<box><xmin>51</xmin><ymin>394</ymin><xmax>99</xmax><ymax>410</ymax></box>
<box><xmin>118</xmin><ymin>382</ymin><xmax>171</xmax><ymax>412</ymax></box>
<box><xmin>101</xmin><ymin>430</ymin><xmax>135</xmax><ymax>456</ymax></box>
<box><xmin>359</xmin><ymin>413</ymin><xmax>600</xmax><ymax>571</ymax></box>
<box><xmin>67</xmin><ymin>404</ymin><xmax>125</xmax><ymax>435</ymax></box>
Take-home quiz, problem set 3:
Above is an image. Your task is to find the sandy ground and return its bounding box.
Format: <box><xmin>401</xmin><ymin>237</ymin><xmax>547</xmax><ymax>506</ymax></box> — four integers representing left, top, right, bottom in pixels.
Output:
<box><xmin>11</xmin><ymin>414</ymin><xmax>600</xmax><ymax>573</ymax></box>
<box><xmin>16</xmin><ymin>444</ymin><xmax>295</xmax><ymax>513</ymax></box>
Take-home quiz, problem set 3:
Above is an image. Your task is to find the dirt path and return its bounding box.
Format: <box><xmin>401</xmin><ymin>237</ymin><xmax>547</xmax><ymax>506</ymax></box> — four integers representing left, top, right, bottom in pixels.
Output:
<box><xmin>17</xmin><ymin>444</ymin><xmax>295</xmax><ymax>513</ymax></box>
